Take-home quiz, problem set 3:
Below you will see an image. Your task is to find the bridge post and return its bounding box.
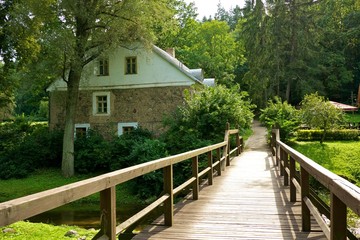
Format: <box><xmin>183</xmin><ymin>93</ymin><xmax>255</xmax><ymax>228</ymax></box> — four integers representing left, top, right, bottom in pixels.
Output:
<box><xmin>283</xmin><ymin>149</ymin><xmax>289</xmax><ymax>186</ymax></box>
<box><xmin>208</xmin><ymin>151</ymin><xmax>213</xmax><ymax>185</ymax></box>
<box><xmin>300</xmin><ymin>166</ymin><xmax>311</xmax><ymax>232</ymax></box>
<box><xmin>164</xmin><ymin>165</ymin><xmax>174</xmax><ymax>226</ymax></box>
<box><xmin>236</xmin><ymin>132</ymin><xmax>241</xmax><ymax>156</ymax></box>
<box><xmin>192</xmin><ymin>156</ymin><xmax>199</xmax><ymax>200</ymax></box>
<box><xmin>216</xmin><ymin>148</ymin><xmax>222</xmax><ymax>176</ymax></box>
<box><xmin>330</xmin><ymin>193</ymin><xmax>347</xmax><ymax>240</ymax></box>
<box><xmin>289</xmin><ymin>156</ymin><xmax>297</xmax><ymax>202</ymax></box>
<box><xmin>98</xmin><ymin>187</ymin><xmax>117</xmax><ymax>240</ymax></box>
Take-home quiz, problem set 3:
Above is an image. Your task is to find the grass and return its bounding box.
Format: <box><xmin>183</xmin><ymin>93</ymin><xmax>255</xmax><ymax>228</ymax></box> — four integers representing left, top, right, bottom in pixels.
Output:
<box><xmin>290</xmin><ymin>141</ymin><xmax>360</xmax><ymax>185</ymax></box>
<box><xmin>0</xmin><ymin>168</ymin><xmax>141</xmax><ymax>205</ymax></box>
<box><xmin>345</xmin><ymin>112</ymin><xmax>360</xmax><ymax>123</ymax></box>
<box><xmin>0</xmin><ymin>221</ymin><xmax>97</xmax><ymax>240</ymax></box>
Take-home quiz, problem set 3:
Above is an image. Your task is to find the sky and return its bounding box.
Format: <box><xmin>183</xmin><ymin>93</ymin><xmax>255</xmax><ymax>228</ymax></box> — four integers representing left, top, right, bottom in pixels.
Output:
<box><xmin>184</xmin><ymin>0</ymin><xmax>246</xmax><ymax>19</ymax></box>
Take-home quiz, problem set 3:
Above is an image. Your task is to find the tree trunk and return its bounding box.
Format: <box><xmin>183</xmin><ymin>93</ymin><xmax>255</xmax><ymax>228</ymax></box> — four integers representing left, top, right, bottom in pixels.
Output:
<box><xmin>62</xmin><ymin>68</ymin><xmax>82</xmax><ymax>177</ymax></box>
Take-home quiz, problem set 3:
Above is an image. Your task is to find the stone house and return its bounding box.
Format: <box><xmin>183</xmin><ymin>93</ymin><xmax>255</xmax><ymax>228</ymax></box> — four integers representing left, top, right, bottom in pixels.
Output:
<box><xmin>47</xmin><ymin>44</ymin><xmax>214</xmax><ymax>137</ymax></box>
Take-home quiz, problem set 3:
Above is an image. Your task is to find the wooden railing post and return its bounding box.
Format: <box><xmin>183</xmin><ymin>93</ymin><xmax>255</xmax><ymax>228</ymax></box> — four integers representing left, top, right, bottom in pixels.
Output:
<box><xmin>236</xmin><ymin>132</ymin><xmax>241</xmax><ymax>156</ymax></box>
<box><xmin>97</xmin><ymin>187</ymin><xmax>116</xmax><ymax>240</ymax></box>
<box><xmin>208</xmin><ymin>151</ymin><xmax>213</xmax><ymax>185</ymax></box>
<box><xmin>217</xmin><ymin>147</ymin><xmax>222</xmax><ymax>176</ymax></box>
<box><xmin>192</xmin><ymin>156</ymin><xmax>199</xmax><ymax>200</ymax></box>
<box><xmin>280</xmin><ymin>147</ymin><xmax>285</xmax><ymax>177</ymax></box>
<box><xmin>301</xmin><ymin>166</ymin><xmax>311</xmax><ymax>232</ymax></box>
<box><xmin>163</xmin><ymin>165</ymin><xmax>173</xmax><ymax>226</ymax></box>
<box><xmin>330</xmin><ymin>193</ymin><xmax>347</xmax><ymax>240</ymax></box>
<box><xmin>289</xmin><ymin>156</ymin><xmax>297</xmax><ymax>202</ymax></box>
<box><xmin>283</xmin><ymin>149</ymin><xmax>289</xmax><ymax>187</ymax></box>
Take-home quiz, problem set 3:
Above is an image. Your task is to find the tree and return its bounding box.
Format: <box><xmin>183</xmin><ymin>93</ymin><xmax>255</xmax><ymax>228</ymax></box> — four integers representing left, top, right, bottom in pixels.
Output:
<box><xmin>163</xmin><ymin>85</ymin><xmax>255</xmax><ymax>154</ymax></box>
<box><xmin>300</xmin><ymin>93</ymin><xmax>344</xmax><ymax>144</ymax></box>
<box><xmin>7</xmin><ymin>0</ymin><xmax>174</xmax><ymax>177</ymax></box>
<box><xmin>259</xmin><ymin>97</ymin><xmax>300</xmax><ymax>141</ymax></box>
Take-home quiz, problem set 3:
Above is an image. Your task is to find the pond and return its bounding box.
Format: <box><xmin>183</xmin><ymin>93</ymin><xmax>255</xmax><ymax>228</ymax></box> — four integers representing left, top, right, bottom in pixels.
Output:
<box><xmin>27</xmin><ymin>203</ymin><xmax>162</xmax><ymax>239</ymax></box>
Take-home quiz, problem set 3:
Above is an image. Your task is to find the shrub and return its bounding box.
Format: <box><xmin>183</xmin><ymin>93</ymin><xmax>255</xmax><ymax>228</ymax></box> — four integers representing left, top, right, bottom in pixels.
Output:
<box><xmin>296</xmin><ymin>129</ymin><xmax>360</xmax><ymax>141</ymax></box>
<box><xmin>0</xmin><ymin>118</ymin><xmax>63</xmax><ymax>179</ymax></box>
<box><xmin>259</xmin><ymin>97</ymin><xmax>300</xmax><ymax>141</ymax></box>
<box><xmin>162</xmin><ymin>85</ymin><xmax>254</xmax><ymax>154</ymax></box>
<box><xmin>74</xmin><ymin>130</ymin><xmax>111</xmax><ymax>174</ymax></box>
<box><xmin>109</xmin><ymin>128</ymin><xmax>168</xmax><ymax>199</ymax></box>
<box><xmin>300</xmin><ymin>93</ymin><xmax>345</xmax><ymax>143</ymax></box>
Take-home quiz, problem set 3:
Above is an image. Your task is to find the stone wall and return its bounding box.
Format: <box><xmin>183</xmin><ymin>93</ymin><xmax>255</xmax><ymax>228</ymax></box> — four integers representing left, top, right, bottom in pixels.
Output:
<box><xmin>49</xmin><ymin>86</ymin><xmax>189</xmax><ymax>137</ymax></box>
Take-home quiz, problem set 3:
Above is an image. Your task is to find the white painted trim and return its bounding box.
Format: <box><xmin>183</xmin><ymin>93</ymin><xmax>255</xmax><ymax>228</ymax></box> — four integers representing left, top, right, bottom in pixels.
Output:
<box><xmin>74</xmin><ymin>123</ymin><xmax>90</xmax><ymax>138</ymax></box>
<box><xmin>118</xmin><ymin>122</ymin><xmax>138</xmax><ymax>136</ymax></box>
<box><xmin>92</xmin><ymin>92</ymin><xmax>111</xmax><ymax>116</ymax></box>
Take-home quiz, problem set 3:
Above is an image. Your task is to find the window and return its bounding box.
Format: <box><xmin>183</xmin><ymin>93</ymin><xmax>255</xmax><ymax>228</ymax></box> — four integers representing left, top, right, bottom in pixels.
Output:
<box><xmin>74</xmin><ymin>124</ymin><xmax>90</xmax><ymax>138</ymax></box>
<box><xmin>118</xmin><ymin>122</ymin><xmax>138</xmax><ymax>136</ymax></box>
<box><xmin>93</xmin><ymin>92</ymin><xmax>111</xmax><ymax>116</ymax></box>
<box><xmin>125</xmin><ymin>57</ymin><xmax>137</xmax><ymax>74</ymax></box>
<box><xmin>97</xmin><ymin>58</ymin><xmax>109</xmax><ymax>76</ymax></box>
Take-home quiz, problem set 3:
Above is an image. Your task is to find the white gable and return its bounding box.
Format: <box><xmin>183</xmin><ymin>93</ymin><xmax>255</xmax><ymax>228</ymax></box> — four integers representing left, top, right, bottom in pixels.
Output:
<box><xmin>47</xmin><ymin>45</ymin><xmax>203</xmax><ymax>92</ymax></box>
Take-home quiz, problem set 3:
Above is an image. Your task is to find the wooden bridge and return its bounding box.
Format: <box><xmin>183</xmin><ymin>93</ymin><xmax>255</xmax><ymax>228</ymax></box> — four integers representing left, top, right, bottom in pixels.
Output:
<box><xmin>132</xmin><ymin>122</ymin><xmax>326</xmax><ymax>239</ymax></box>
<box><xmin>1</xmin><ymin>122</ymin><xmax>360</xmax><ymax>240</ymax></box>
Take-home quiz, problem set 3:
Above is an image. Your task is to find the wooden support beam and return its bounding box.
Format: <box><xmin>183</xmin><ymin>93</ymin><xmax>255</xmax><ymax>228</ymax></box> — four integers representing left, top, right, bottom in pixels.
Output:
<box><xmin>208</xmin><ymin>151</ymin><xmax>213</xmax><ymax>185</ymax></box>
<box><xmin>96</xmin><ymin>187</ymin><xmax>116</xmax><ymax>240</ymax></box>
<box><xmin>330</xmin><ymin>193</ymin><xmax>347</xmax><ymax>240</ymax></box>
<box><xmin>301</xmin><ymin>167</ymin><xmax>311</xmax><ymax>232</ymax></box>
<box><xmin>289</xmin><ymin>156</ymin><xmax>297</xmax><ymax>202</ymax></box>
<box><xmin>216</xmin><ymin>148</ymin><xmax>222</xmax><ymax>176</ymax></box>
<box><xmin>283</xmin><ymin>149</ymin><xmax>289</xmax><ymax>186</ymax></box>
<box><xmin>192</xmin><ymin>156</ymin><xmax>199</xmax><ymax>200</ymax></box>
<box><xmin>163</xmin><ymin>165</ymin><xmax>173</xmax><ymax>226</ymax></box>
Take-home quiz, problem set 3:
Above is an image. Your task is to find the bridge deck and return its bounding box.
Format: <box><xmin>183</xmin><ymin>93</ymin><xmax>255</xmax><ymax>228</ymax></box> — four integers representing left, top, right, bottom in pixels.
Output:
<box><xmin>133</xmin><ymin>122</ymin><xmax>326</xmax><ymax>239</ymax></box>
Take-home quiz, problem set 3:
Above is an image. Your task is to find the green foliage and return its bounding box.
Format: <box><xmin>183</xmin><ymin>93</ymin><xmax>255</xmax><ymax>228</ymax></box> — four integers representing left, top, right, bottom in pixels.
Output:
<box><xmin>300</xmin><ymin>93</ymin><xmax>345</xmax><ymax>143</ymax></box>
<box><xmin>292</xmin><ymin>141</ymin><xmax>360</xmax><ymax>185</ymax></box>
<box><xmin>259</xmin><ymin>97</ymin><xmax>300</xmax><ymax>141</ymax></box>
<box><xmin>0</xmin><ymin>117</ymin><xmax>62</xmax><ymax>179</ymax></box>
<box><xmin>163</xmin><ymin>85</ymin><xmax>254</xmax><ymax>154</ymax></box>
<box><xmin>0</xmin><ymin>221</ymin><xmax>97</xmax><ymax>240</ymax></box>
<box><xmin>297</xmin><ymin>129</ymin><xmax>360</xmax><ymax>141</ymax></box>
<box><xmin>109</xmin><ymin>128</ymin><xmax>168</xmax><ymax>199</ymax></box>
<box><xmin>74</xmin><ymin>130</ymin><xmax>111</xmax><ymax>174</ymax></box>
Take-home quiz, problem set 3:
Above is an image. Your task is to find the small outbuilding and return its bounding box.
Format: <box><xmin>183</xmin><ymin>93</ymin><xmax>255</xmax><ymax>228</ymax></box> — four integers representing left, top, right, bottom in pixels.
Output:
<box><xmin>329</xmin><ymin>101</ymin><xmax>358</xmax><ymax>112</ymax></box>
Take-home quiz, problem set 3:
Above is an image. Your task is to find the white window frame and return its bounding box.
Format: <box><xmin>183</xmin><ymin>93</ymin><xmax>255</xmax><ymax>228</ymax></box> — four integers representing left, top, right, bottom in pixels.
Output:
<box><xmin>118</xmin><ymin>122</ymin><xmax>138</xmax><ymax>136</ymax></box>
<box><xmin>125</xmin><ymin>56</ymin><xmax>137</xmax><ymax>75</ymax></box>
<box><xmin>94</xmin><ymin>58</ymin><xmax>109</xmax><ymax>76</ymax></box>
<box><xmin>74</xmin><ymin>123</ymin><xmax>90</xmax><ymax>138</ymax></box>
<box><xmin>93</xmin><ymin>92</ymin><xmax>111</xmax><ymax>116</ymax></box>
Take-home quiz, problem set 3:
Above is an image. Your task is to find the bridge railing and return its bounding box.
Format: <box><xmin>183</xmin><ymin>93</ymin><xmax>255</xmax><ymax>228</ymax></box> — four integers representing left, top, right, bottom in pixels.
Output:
<box><xmin>0</xmin><ymin>124</ymin><xmax>243</xmax><ymax>240</ymax></box>
<box><xmin>271</xmin><ymin>128</ymin><xmax>360</xmax><ymax>240</ymax></box>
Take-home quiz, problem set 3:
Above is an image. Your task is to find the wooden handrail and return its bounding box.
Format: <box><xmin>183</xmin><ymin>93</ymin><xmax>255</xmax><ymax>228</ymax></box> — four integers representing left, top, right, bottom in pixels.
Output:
<box><xmin>271</xmin><ymin>129</ymin><xmax>360</xmax><ymax>240</ymax></box>
<box><xmin>0</xmin><ymin>124</ymin><xmax>243</xmax><ymax>240</ymax></box>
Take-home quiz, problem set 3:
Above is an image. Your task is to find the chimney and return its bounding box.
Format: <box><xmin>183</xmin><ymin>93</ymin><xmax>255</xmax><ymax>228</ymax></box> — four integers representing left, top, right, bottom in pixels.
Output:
<box><xmin>166</xmin><ymin>48</ymin><xmax>175</xmax><ymax>58</ymax></box>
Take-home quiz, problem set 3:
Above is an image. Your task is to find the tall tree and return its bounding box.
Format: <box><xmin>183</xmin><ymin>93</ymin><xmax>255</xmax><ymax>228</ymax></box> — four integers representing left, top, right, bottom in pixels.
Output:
<box><xmin>7</xmin><ymin>0</ymin><xmax>173</xmax><ymax>177</ymax></box>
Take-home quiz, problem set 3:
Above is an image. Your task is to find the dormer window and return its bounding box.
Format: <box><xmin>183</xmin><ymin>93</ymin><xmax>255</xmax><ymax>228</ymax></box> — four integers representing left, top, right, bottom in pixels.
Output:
<box><xmin>125</xmin><ymin>57</ymin><xmax>137</xmax><ymax>74</ymax></box>
<box><xmin>97</xmin><ymin>58</ymin><xmax>109</xmax><ymax>76</ymax></box>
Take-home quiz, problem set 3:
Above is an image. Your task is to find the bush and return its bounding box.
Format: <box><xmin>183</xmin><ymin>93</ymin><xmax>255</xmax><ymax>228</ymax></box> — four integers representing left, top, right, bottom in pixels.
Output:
<box><xmin>296</xmin><ymin>129</ymin><xmax>360</xmax><ymax>141</ymax></box>
<box><xmin>74</xmin><ymin>130</ymin><xmax>111</xmax><ymax>174</ymax></box>
<box><xmin>259</xmin><ymin>97</ymin><xmax>300</xmax><ymax>141</ymax></box>
<box><xmin>109</xmin><ymin>128</ymin><xmax>168</xmax><ymax>199</ymax></box>
<box><xmin>162</xmin><ymin>85</ymin><xmax>254</xmax><ymax>154</ymax></box>
<box><xmin>0</xmin><ymin>118</ymin><xmax>63</xmax><ymax>179</ymax></box>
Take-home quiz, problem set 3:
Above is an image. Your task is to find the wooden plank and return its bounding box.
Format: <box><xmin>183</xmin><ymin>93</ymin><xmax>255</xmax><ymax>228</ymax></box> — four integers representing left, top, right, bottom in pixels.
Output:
<box><xmin>134</xmin><ymin>138</ymin><xmax>327</xmax><ymax>240</ymax></box>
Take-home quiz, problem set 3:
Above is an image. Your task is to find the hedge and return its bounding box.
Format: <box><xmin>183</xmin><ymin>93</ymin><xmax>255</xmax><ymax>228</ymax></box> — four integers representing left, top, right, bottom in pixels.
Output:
<box><xmin>296</xmin><ymin>129</ymin><xmax>360</xmax><ymax>141</ymax></box>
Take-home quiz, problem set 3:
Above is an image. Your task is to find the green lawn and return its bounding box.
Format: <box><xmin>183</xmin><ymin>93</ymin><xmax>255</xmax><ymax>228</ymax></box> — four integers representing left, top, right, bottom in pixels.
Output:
<box><xmin>291</xmin><ymin>141</ymin><xmax>360</xmax><ymax>185</ymax></box>
<box><xmin>0</xmin><ymin>168</ymin><xmax>141</xmax><ymax>204</ymax></box>
<box><xmin>0</xmin><ymin>221</ymin><xmax>97</xmax><ymax>240</ymax></box>
<box><xmin>345</xmin><ymin>112</ymin><xmax>360</xmax><ymax>123</ymax></box>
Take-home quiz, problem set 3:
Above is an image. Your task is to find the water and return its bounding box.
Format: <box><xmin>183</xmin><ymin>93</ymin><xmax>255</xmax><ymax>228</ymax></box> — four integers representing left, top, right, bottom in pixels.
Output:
<box><xmin>27</xmin><ymin>203</ymin><xmax>161</xmax><ymax>239</ymax></box>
